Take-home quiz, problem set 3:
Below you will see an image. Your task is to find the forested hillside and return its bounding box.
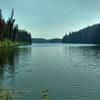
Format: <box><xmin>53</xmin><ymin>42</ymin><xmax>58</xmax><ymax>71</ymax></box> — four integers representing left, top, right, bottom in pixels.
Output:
<box><xmin>0</xmin><ymin>9</ymin><xmax>32</xmax><ymax>47</ymax></box>
<box><xmin>62</xmin><ymin>23</ymin><xmax>100</xmax><ymax>44</ymax></box>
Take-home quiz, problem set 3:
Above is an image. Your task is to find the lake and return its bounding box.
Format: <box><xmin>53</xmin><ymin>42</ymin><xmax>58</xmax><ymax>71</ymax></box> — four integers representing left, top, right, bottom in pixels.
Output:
<box><xmin>0</xmin><ymin>44</ymin><xmax>100</xmax><ymax>100</ymax></box>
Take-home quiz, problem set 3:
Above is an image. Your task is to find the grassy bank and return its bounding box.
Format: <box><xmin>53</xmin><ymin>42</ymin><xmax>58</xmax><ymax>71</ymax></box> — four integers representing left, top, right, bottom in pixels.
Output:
<box><xmin>0</xmin><ymin>39</ymin><xmax>30</xmax><ymax>47</ymax></box>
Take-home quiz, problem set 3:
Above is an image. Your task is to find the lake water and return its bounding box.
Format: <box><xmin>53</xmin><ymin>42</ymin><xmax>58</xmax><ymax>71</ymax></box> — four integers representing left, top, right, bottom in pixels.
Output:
<box><xmin>0</xmin><ymin>44</ymin><xmax>100</xmax><ymax>100</ymax></box>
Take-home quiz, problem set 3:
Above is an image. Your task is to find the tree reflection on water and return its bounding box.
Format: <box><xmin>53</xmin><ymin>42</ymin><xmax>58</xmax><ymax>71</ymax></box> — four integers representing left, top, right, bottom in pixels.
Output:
<box><xmin>0</xmin><ymin>47</ymin><xmax>31</xmax><ymax>82</ymax></box>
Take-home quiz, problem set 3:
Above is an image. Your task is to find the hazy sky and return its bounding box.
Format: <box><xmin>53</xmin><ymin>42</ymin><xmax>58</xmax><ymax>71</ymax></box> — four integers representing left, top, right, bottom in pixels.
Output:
<box><xmin>0</xmin><ymin>0</ymin><xmax>100</xmax><ymax>38</ymax></box>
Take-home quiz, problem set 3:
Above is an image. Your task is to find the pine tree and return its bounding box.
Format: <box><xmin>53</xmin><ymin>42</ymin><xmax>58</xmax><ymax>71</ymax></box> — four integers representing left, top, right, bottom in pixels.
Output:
<box><xmin>0</xmin><ymin>9</ymin><xmax>4</xmax><ymax>41</ymax></box>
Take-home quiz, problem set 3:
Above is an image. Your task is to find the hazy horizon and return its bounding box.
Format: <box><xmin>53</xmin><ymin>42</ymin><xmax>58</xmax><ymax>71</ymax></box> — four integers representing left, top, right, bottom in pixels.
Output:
<box><xmin>0</xmin><ymin>0</ymin><xmax>100</xmax><ymax>38</ymax></box>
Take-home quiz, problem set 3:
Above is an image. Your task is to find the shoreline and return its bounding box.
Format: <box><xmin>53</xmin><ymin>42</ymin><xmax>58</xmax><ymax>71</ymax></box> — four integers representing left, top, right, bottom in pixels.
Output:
<box><xmin>0</xmin><ymin>39</ymin><xmax>31</xmax><ymax>48</ymax></box>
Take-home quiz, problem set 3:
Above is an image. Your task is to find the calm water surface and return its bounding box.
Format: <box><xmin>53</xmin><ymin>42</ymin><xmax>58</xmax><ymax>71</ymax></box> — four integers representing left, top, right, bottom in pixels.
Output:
<box><xmin>0</xmin><ymin>44</ymin><xmax>100</xmax><ymax>100</ymax></box>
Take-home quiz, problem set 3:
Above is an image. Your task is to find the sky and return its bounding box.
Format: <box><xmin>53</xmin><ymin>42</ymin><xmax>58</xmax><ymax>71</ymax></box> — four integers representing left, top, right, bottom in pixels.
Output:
<box><xmin>0</xmin><ymin>0</ymin><xmax>100</xmax><ymax>38</ymax></box>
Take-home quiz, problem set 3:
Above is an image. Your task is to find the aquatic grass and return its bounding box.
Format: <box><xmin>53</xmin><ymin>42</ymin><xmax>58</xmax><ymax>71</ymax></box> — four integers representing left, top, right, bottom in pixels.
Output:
<box><xmin>0</xmin><ymin>87</ymin><xmax>19</xmax><ymax>100</ymax></box>
<box><xmin>0</xmin><ymin>87</ymin><xmax>12</xmax><ymax>100</ymax></box>
<box><xmin>41</xmin><ymin>88</ymin><xmax>49</xmax><ymax>100</ymax></box>
<box><xmin>0</xmin><ymin>85</ymin><xmax>49</xmax><ymax>100</ymax></box>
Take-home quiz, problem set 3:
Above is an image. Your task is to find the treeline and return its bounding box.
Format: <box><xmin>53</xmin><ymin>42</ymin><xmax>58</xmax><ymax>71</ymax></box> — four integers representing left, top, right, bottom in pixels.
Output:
<box><xmin>0</xmin><ymin>9</ymin><xmax>32</xmax><ymax>44</ymax></box>
<box><xmin>62</xmin><ymin>23</ymin><xmax>100</xmax><ymax>44</ymax></box>
<box><xmin>32</xmin><ymin>38</ymin><xmax>62</xmax><ymax>43</ymax></box>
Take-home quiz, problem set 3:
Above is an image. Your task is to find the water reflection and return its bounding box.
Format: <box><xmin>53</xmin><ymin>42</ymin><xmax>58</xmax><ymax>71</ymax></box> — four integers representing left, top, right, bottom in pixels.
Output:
<box><xmin>0</xmin><ymin>48</ymin><xmax>15</xmax><ymax>80</ymax></box>
<box><xmin>0</xmin><ymin>47</ymin><xmax>31</xmax><ymax>86</ymax></box>
<box><xmin>0</xmin><ymin>44</ymin><xmax>100</xmax><ymax>100</ymax></box>
<box><xmin>63</xmin><ymin>44</ymin><xmax>100</xmax><ymax>58</ymax></box>
<box><xmin>63</xmin><ymin>44</ymin><xmax>100</xmax><ymax>71</ymax></box>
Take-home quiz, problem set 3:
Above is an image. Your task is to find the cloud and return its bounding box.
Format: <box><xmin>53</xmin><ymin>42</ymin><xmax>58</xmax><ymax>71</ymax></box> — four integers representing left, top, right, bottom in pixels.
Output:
<box><xmin>0</xmin><ymin>0</ymin><xmax>100</xmax><ymax>38</ymax></box>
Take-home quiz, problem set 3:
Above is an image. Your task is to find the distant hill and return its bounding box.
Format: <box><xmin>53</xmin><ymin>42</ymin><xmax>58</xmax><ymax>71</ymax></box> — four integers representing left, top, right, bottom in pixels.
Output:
<box><xmin>32</xmin><ymin>38</ymin><xmax>62</xmax><ymax>43</ymax></box>
<box><xmin>62</xmin><ymin>23</ymin><xmax>100</xmax><ymax>44</ymax></box>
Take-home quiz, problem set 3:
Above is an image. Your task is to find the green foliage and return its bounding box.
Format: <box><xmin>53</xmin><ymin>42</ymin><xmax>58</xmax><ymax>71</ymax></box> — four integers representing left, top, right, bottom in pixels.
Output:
<box><xmin>0</xmin><ymin>9</ymin><xmax>32</xmax><ymax>47</ymax></box>
<box><xmin>0</xmin><ymin>87</ymin><xmax>12</xmax><ymax>100</ymax></box>
<box><xmin>0</xmin><ymin>39</ymin><xmax>10</xmax><ymax>47</ymax></box>
<box><xmin>62</xmin><ymin>24</ymin><xmax>100</xmax><ymax>44</ymax></box>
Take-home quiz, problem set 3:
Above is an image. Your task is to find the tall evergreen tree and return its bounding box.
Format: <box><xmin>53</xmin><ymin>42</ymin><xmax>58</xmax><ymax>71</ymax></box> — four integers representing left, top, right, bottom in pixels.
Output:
<box><xmin>0</xmin><ymin>9</ymin><xmax>4</xmax><ymax>41</ymax></box>
<box><xmin>62</xmin><ymin>24</ymin><xmax>100</xmax><ymax>44</ymax></box>
<box><xmin>0</xmin><ymin>9</ymin><xmax>32</xmax><ymax>44</ymax></box>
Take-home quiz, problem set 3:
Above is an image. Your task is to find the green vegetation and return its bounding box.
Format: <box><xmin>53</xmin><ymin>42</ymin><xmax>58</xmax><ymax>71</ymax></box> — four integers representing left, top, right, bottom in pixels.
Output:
<box><xmin>41</xmin><ymin>89</ymin><xmax>49</xmax><ymax>100</ymax></box>
<box><xmin>0</xmin><ymin>39</ymin><xmax>31</xmax><ymax>47</ymax></box>
<box><xmin>0</xmin><ymin>86</ymin><xmax>49</xmax><ymax>100</ymax></box>
<box><xmin>32</xmin><ymin>38</ymin><xmax>62</xmax><ymax>43</ymax></box>
<box><xmin>62</xmin><ymin>23</ymin><xmax>100</xmax><ymax>44</ymax></box>
<box><xmin>0</xmin><ymin>87</ymin><xmax>12</xmax><ymax>100</ymax></box>
<box><xmin>0</xmin><ymin>9</ymin><xmax>32</xmax><ymax>47</ymax></box>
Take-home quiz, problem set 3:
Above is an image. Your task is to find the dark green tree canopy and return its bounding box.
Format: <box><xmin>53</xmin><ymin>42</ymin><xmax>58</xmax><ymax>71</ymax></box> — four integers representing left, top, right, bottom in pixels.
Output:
<box><xmin>0</xmin><ymin>9</ymin><xmax>32</xmax><ymax>44</ymax></box>
<box><xmin>62</xmin><ymin>24</ymin><xmax>100</xmax><ymax>44</ymax></box>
